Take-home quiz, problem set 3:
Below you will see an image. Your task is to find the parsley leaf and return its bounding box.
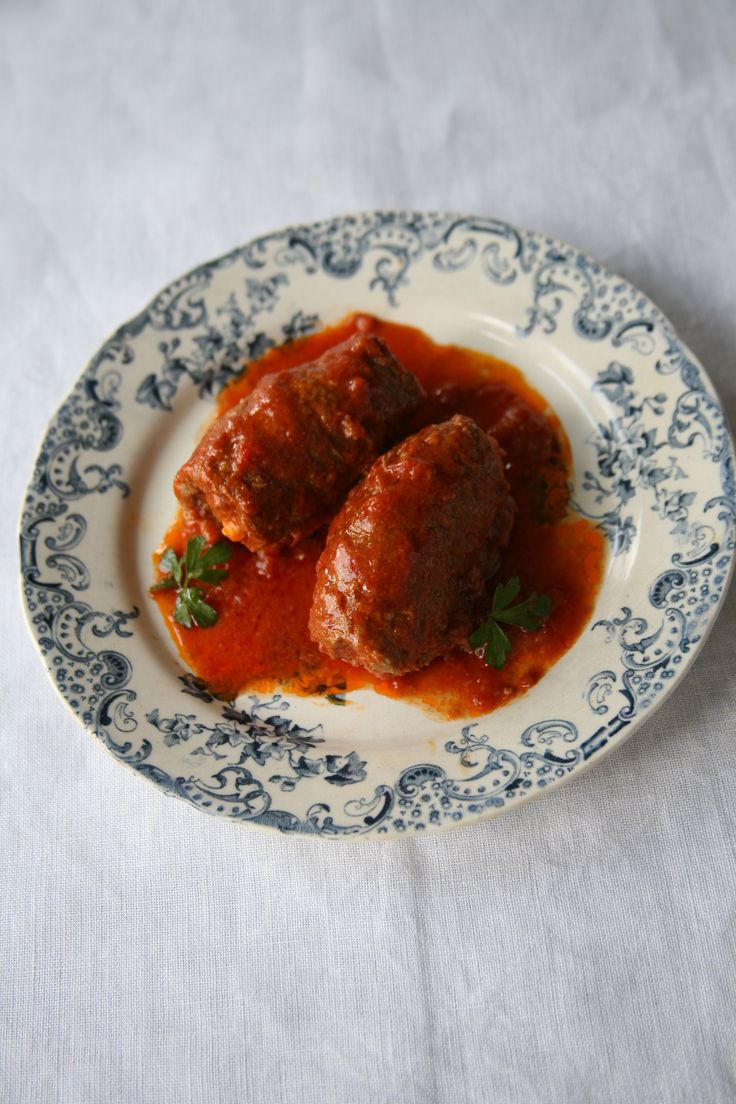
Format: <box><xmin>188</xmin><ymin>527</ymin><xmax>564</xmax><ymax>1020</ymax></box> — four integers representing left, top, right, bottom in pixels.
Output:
<box><xmin>470</xmin><ymin>577</ymin><xmax>552</xmax><ymax>669</ymax></box>
<box><xmin>150</xmin><ymin>537</ymin><xmax>231</xmax><ymax>628</ymax></box>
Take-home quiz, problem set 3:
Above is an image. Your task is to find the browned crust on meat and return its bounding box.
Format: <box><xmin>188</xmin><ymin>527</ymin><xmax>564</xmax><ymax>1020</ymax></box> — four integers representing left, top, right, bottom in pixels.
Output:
<box><xmin>174</xmin><ymin>334</ymin><xmax>424</xmax><ymax>551</ymax></box>
<box><xmin>309</xmin><ymin>415</ymin><xmax>515</xmax><ymax>676</ymax></box>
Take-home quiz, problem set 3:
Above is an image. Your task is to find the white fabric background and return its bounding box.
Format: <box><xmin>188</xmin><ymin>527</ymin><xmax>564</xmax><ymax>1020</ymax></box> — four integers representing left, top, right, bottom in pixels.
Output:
<box><xmin>2</xmin><ymin>1</ymin><xmax>735</xmax><ymax>1101</ymax></box>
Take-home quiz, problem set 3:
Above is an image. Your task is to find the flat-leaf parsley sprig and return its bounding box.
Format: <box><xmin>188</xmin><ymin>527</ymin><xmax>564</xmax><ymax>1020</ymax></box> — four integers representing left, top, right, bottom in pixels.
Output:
<box><xmin>470</xmin><ymin>576</ymin><xmax>552</xmax><ymax>670</ymax></box>
<box><xmin>150</xmin><ymin>535</ymin><xmax>232</xmax><ymax>628</ymax></box>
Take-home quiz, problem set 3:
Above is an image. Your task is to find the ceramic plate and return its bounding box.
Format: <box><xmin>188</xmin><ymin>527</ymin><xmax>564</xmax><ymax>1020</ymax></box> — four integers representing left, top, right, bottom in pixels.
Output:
<box><xmin>19</xmin><ymin>212</ymin><xmax>735</xmax><ymax>838</ymax></box>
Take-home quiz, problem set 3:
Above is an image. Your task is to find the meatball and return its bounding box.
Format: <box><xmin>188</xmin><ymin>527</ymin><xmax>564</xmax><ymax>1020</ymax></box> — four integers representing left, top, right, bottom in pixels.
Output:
<box><xmin>423</xmin><ymin>379</ymin><xmax>558</xmax><ymax>469</ymax></box>
<box><xmin>174</xmin><ymin>334</ymin><xmax>424</xmax><ymax>552</ymax></box>
<box><xmin>309</xmin><ymin>414</ymin><xmax>515</xmax><ymax>676</ymax></box>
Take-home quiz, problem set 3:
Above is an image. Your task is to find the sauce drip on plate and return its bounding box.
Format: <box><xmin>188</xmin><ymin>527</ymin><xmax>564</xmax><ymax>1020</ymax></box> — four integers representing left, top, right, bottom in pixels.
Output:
<box><xmin>152</xmin><ymin>314</ymin><xmax>605</xmax><ymax>719</ymax></box>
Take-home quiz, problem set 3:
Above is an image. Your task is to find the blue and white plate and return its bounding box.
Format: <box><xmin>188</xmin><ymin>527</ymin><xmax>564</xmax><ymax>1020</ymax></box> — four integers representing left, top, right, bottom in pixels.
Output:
<box><xmin>19</xmin><ymin>213</ymin><xmax>735</xmax><ymax>838</ymax></box>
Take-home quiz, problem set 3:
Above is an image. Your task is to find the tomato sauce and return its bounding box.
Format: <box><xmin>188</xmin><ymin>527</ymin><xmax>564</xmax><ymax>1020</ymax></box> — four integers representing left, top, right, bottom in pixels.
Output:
<box><xmin>152</xmin><ymin>314</ymin><xmax>606</xmax><ymax>719</ymax></box>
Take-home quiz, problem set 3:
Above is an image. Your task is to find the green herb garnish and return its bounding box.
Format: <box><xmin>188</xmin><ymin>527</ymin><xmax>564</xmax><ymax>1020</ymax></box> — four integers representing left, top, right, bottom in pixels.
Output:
<box><xmin>150</xmin><ymin>535</ymin><xmax>232</xmax><ymax>628</ymax></box>
<box><xmin>470</xmin><ymin>577</ymin><xmax>552</xmax><ymax>670</ymax></box>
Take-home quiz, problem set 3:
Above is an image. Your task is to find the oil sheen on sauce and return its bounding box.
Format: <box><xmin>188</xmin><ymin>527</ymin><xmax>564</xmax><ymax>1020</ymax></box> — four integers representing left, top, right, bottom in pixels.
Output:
<box><xmin>152</xmin><ymin>314</ymin><xmax>606</xmax><ymax>720</ymax></box>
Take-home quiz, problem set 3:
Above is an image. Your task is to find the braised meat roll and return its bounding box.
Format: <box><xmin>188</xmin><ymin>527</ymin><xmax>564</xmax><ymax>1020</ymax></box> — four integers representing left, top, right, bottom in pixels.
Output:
<box><xmin>174</xmin><ymin>334</ymin><xmax>424</xmax><ymax>552</ymax></box>
<box><xmin>309</xmin><ymin>414</ymin><xmax>515</xmax><ymax>676</ymax></box>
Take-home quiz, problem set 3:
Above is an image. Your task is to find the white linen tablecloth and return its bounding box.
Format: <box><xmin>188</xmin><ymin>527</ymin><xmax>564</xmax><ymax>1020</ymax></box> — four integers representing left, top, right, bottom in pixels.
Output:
<box><xmin>2</xmin><ymin>1</ymin><xmax>735</xmax><ymax>1101</ymax></box>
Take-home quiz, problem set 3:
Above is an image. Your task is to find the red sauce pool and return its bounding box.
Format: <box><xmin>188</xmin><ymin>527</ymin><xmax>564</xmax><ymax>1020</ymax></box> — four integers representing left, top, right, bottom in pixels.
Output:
<box><xmin>152</xmin><ymin>314</ymin><xmax>606</xmax><ymax>719</ymax></box>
